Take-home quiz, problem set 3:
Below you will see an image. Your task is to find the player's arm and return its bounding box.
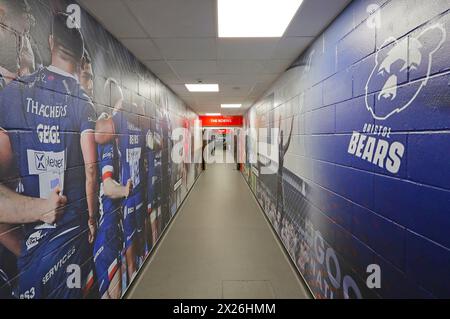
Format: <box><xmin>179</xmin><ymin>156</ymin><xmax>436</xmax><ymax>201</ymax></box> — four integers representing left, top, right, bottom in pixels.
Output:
<box><xmin>99</xmin><ymin>141</ymin><xmax>132</xmax><ymax>199</ymax></box>
<box><xmin>0</xmin><ymin>131</ymin><xmax>66</xmax><ymax>224</ymax></box>
<box><xmin>0</xmin><ymin>184</ymin><xmax>66</xmax><ymax>224</ymax></box>
<box><xmin>95</xmin><ymin>117</ymin><xmax>115</xmax><ymax>145</ymax></box>
<box><xmin>81</xmin><ymin>130</ymin><xmax>98</xmax><ymax>243</ymax></box>
<box><xmin>0</xmin><ymin>130</ymin><xmax>13</xmax><ymax>178</ymax></box>
<box><xmin>103</xmin><ymin>178</ymin><xmax>132</xmax><ymax>199</ymax></box>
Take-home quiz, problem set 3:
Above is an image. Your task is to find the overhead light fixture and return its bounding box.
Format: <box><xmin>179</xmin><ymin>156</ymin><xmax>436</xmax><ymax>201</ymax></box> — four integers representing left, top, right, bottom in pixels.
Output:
<box><xmin>221</xmin><ymin>104</ymin><xmax>242</xmax><ymax>109</ymax></box>
<box><xmin>205</xmin><ymin>113</ymin><xmax>221</xmax><ymax>116</ymax></box>
<box><xmin>185</xmin><ymin>84</ymin><xmax>219</xmax><ymax>92</ymax></box>
<box><xmin>218</xmin><ymin>0</ymin><xmax>303</xmax><ymax>38</ymax></box>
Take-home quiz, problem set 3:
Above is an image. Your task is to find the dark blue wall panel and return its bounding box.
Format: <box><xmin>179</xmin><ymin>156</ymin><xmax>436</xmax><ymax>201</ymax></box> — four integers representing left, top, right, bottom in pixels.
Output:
<box><xmin>245</xmin><ymin>0</ymin><xmax>450</xmax><ymax>298</ymax></box>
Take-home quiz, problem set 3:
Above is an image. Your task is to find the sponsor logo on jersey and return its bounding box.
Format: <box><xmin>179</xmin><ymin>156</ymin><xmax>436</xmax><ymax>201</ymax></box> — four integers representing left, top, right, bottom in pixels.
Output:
<box><xmin>129</xmin><ymin>134</ymin><xmax>139</xmax><ymax>145</ymax></box>
<box><xmin>42</xmin><ymin>245</ymin><xmax>76</xmax><ymax>285</ymax></box>
<box><xmin>26</xmin><ymin>97</ymin><xmax>67</xmax><ymax>119</ymax></box>
<box><xmin>26</xmin><ymin>230</ymin><xmax>47</xmax><ymax>250</ymax></box>
<box><xmin>36</xmin><ymin>124</ymin><xmax>61</xmax><ymax>144</ymax></box>
<box><xmin>127</xmin><ymin>121</ymin><xmax>140</xmax><ymax>131</ymax></box>
<box><xmin>126</xmin><ymin>148</ymin><xmax>141</xmax><ymax>163</ymax></box>
<box><xmin>124</xmin><ymin>206</ymin><xmax>134</xmax><ymax>219</ymax></box>
<box><xmin>93</xmin><ymin>245</ymin><xmax>104</xmax><ymax>263</ymax></box>
<box><xmin>28</xmin><ymin>150</ymin><xmax>65</xmax><ymax>174</ymax></box>
<box><xmin>126</xmin><ymin>231</ymin><xmax>135</xmax><ymax>243</ymax></box>
<box><xmin>102</xmin><ymin>150</ymin><xmax>113</xmax><ymax>160</ymax></box>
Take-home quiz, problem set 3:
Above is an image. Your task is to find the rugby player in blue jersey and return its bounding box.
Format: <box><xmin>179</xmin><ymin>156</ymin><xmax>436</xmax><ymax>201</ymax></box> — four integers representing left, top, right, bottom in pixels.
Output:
<box><xmin>0</xmin><ymin>0</ymin><xmax>43</xmax><ymax>298</ymax></box>
<box><xmin>94</xmin><ymin>130</ymin><xmax>132</xmax><ymax>298</ymax></box>
<box><xmin>0</xmin><ymin>13</ymin><xmax>98</xmax><ymax>299</ymax></box>
<box><xmin>145</xmin><ymin>128</ymin><xmax>159</xmax><ymax>248</ymax></box>
<box><xmin>95</xmin><ymin>78</ymin><xmax>145</xmax><ymax>283</ymax></box>
<box><xmin>78</xmin><ymin>48</ymin><xmax>124</xmax><ymax>298</ymax></box>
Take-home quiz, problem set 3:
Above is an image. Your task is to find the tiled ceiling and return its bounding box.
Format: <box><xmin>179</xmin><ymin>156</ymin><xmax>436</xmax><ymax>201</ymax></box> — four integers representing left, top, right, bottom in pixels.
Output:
<box><xmin>79</xmin><ymin>0</ymin><xmax>351</xmax><ymax>115</ymax></box>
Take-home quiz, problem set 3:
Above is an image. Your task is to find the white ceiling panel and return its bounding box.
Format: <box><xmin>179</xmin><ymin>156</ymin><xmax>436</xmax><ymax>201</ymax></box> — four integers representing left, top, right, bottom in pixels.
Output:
<box><xmin>217</xmin><ymin>38</ymin><xmax>279</xmax><ymax>60</ymax></box>
<box><xmin>79</xmin><ymin>0</ymin><xmax>350</xmax><ymax>115</ymax></box>
<box><xmin>78</xmin><ymin>0</ymin><xmax>147</xmax><ymax>38</ymax></box>
<box><xmin>169</xmin><ymin>60</ymin><xmax>218</xmax><ymax>76</ymax></box>
<box><xmin>178</xmin><ymin>73</ymin><xmax>278</xmax><ymax>85</ymax></box>
<box><xmin>271</xmin><ymin>37</ymin><xmax>314</xmax><ymax>60</ymax></box>
<box><xmin>120</xmin><ymin>38</ymin><xmax>162</xmax><ymax>60</ymax></box>
<box><xmin>153</xmin><ymin>38</ymin><xmax>217</xmax><ymax>60</ymax></box>
<box><xmin>169</xmin><ymin>84</ymin><xmax>193</xmax><ymax>96</ymax></box>
<box><xmin>248</xmin><ymin>82</ymin><xmax>273</xmax><ymax>97</ymax></box>
<box><xmin>262</xmin><ymin>60</ymin><xmax>293</xmax><ymax>74</ymax></box>
<box><xmin>143</xmin><ymin>60</ymin><xmax>174</xmax><ymax>76</ymax></box>
<box><xmin>284</xmin><ymin>0</ymin><xmax>352</xmax><ymax>37</ymax></box>
<box><xmin>126</xmin><ymin>0</ymin><xmax>216</xmax><ymax>38</ymax></box>
<box><xmin>157</xmin><ymin>73</ymin><xmax>183</xmax><ymax>85</ymax></box>
<box><xmin>216</xmin><ymin>60</ymin><xmax>266</xmax><ymax>75</ymax></box>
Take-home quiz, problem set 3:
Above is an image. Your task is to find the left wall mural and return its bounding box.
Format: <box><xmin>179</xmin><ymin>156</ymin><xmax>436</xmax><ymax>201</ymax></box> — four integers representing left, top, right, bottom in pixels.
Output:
<box><xmin>0</xmin><ymin>0</ymin><xmax>202</xmax><ymax>299</ymax></box>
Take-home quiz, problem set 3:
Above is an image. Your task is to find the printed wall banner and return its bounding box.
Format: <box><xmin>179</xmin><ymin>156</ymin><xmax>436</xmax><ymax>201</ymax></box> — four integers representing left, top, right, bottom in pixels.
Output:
<box><xmin>0</xmin><ymin>0</ymin><xmax>201</xmax><ymax>299</ymax></box>
<box><xmin>243</xmin><ymin>0</ymin><xmax>450</xmax><ymax>299</ymax></box>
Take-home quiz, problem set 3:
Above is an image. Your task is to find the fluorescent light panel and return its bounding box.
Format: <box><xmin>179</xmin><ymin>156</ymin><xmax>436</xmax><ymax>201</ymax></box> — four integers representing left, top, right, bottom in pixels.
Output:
<box><xmin>218</xmin><ymin>0</ymin><xmax>303</xmax><ymax>38</ymax></box>
<box><xmin>205</xmin><ymin>113</ymin><xmax>221</xmax><ymax>116</ymax></box>
<box><xmin>221</xmin><ymin>104</ymin><xmax>242</xmax><ymax>109</ymax></box>
<box><xmin>185</xmin><ymin>84</ymin><xmax>219</xmax><ymax>92</ymax></box>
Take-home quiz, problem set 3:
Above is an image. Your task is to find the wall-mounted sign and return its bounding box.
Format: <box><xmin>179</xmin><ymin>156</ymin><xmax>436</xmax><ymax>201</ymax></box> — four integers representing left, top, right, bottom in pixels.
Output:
<box><xmin>199</xmin><ymin>115</ymin><xmax>243</xmax><ymax>127</ymax></box>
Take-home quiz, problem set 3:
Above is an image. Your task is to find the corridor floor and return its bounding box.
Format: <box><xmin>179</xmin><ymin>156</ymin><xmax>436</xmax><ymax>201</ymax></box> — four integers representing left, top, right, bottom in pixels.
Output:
<box><xmin>127</xmin><ymin>162</ymin><xmax>311</xmax><ymax>299</ymax></box>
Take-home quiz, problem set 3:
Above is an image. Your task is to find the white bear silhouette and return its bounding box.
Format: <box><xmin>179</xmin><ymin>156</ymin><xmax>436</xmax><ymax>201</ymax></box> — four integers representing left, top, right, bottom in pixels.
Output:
<box><xmin>365</xmin><ymin>24</ymin><xmax>446</xmax><ymax>121</ymax></box>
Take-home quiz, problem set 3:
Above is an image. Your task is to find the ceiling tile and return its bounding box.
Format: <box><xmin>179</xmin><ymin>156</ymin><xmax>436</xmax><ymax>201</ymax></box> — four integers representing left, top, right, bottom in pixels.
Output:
<box><xmin>284</xmin><ymin>0</ymin><xmax>352</xmax><ymax>37</ymax></box>
<box><xmin>195</xmin><ymin>105</ymin><xmax>222</xmax><ymax>113</ymax></box>
<box><xmin>217</xmin><ymin>38</ymin><xmax>279</xmax><ymax>60</ymax></box>
<box><xmin>153</xmin><ymin>38</ymin><xmax>217</xmax><ymax>60</ymax></box>
<box><xmin>178</xmin><ymin>96</ymin><xmax>198</xmax><ymax>105</ymax></box>
<box><xmin>79</xmin><ymin>0</ymin><xmax>147</xmax><ymax>38</ymax></box>
<box><xmin>121</xmin><ymin>38</ymin><xmax>162</xmax><ymax>60</ymax></box>
<box><xmin>271</xmin><ymin>37</ymin><xmax>314</xmax><ymax>60</ymax></box>
<box><xmin>125</xmin><ymin>0</ymin><xmax>216</xmax><ymax>38</ymax></box>
<box><xmin>216</xmin><ymin>60</ymin><xmax>266</xmax><ymax>75</ymax></box>
<box><xmin>179</xmin><ymin>73</ymin><xmax>277</xmax><ymax>85</ymax></box>
<box><xmin>157</xmin><ymin>73</ymin><xmax>183</xmax><ymax>85</ymax></box>
<box><xmin>262</xmin><ymin>60</ymin><xmax>293</xmax><ymax>74</ymax></box>
<box><xmin>79</xmin><ymin>0</ymin><xmax>351</xmax><ymax>115</ymax></box>
<box><xmin>143</xmin><ymin>60</ymin><xmax>174</xmax><ymax>75</ymax></box>
<box><xmin>219</xmin><ymin>85</ymin><xmax>252</xmax><ymax>97</ymax></box>
<box><xmin>143</xmin><ymin>60</ymin><xmax>182</xmax><ymax>85</ymax></box>
<box><xmin>249</xmin><ymin>82</ymin><xmax>273</xmax><ymax>98</ymax></box>
<box><xmin>168</xmin><ymin>60</ymin><xmax>218</xmax><ymax>76</ymax></box>
<box><xmin>169</xmin><ymin>84</ymin><xmax>193</xmax><ymax>96</ymax></box>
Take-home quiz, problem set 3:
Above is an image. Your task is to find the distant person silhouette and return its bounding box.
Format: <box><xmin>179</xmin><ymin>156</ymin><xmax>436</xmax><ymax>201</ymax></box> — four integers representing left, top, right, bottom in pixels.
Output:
<box><xmin>276</xmin><ymin>116</ymin><xmax>294</xmax><ymax>234</ymax></box>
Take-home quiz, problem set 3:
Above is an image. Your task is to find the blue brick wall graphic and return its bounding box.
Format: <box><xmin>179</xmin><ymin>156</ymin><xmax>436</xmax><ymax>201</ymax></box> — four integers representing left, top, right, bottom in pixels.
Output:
<box><xmin>244</xmin><ymin>0</ymin><xmax>450</xmax><ymax>298</ymax></box>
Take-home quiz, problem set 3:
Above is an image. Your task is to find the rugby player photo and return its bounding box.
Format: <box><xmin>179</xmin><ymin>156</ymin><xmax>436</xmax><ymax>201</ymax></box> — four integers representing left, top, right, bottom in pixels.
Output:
<box><xmin>0</xmin><ymin>12</ymin><xmax>98</xmax><ymax>299</ymax></box>
<box><xmin>95</xmin><ymin>78</ymin><xmax>145</xmax><ymax>287</ymax></box>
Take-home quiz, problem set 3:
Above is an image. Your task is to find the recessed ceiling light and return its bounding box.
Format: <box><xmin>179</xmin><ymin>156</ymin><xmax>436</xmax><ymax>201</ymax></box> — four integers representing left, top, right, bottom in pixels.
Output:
<box><xmin>221</xmin><ymin>104</ymin><xmax>242</xmax><ymax>109</ymax></box>
<box><xmin>205</xmin><ymin>113</ymin><xmax>222</xmax><ymax>116</ymax></box>
<box><xmin>185</xmin><ymin>84</ymin><xmax>219</xmax><ymax>92</ymax></box>
<box><xmin>218</xmin><ymin>0</ymin><xmax>303</xmax><ymax>38</ymax></box>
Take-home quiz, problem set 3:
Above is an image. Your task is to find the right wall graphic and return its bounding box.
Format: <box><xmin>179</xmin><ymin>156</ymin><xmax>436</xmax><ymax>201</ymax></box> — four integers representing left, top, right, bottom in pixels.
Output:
<box><xmin>242</xmin><ymin>0</ymin><xmax>450</xmax><ymax>299</ymax></box>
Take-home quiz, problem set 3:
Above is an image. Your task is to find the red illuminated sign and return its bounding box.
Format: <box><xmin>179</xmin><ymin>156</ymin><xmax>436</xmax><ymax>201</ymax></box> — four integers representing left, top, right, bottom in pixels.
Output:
<box><xmin>199</xmin><ymin>115</ymin><xmax>243</xmax><ymax>127</ymax></box>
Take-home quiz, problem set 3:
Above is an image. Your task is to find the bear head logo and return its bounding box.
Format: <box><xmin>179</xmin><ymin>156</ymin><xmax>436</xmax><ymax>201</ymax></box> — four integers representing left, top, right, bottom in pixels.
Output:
<box><xmin>365</xmin><ymin>24</ymin><xmax>446</xmax><ymax>120</ymax></box>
